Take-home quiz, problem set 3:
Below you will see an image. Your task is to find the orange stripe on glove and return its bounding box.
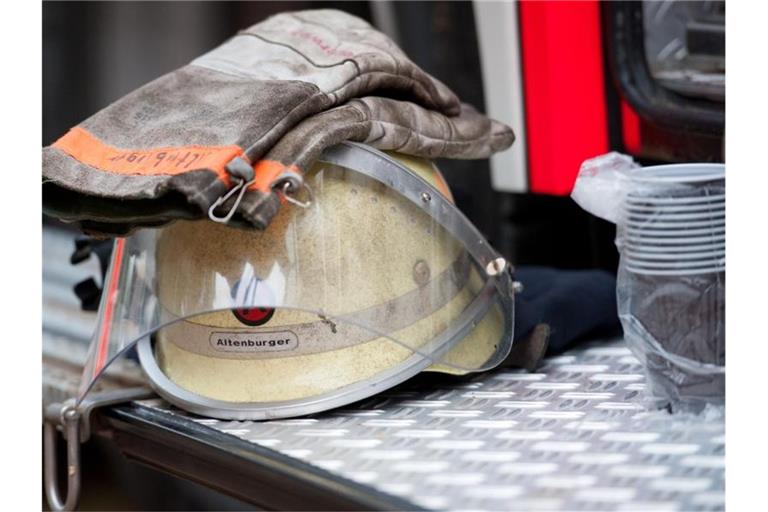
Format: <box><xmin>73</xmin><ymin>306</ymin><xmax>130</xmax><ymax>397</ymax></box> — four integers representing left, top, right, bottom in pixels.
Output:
<box><xmin>249</xmin><ymin>160</ymin><xmax>301</xmax><ymax>193</ymax></box>
<box><xmin>52</xmin><ymin>127</ymin><xmax>245</xmax><ymax>182</ymax></box>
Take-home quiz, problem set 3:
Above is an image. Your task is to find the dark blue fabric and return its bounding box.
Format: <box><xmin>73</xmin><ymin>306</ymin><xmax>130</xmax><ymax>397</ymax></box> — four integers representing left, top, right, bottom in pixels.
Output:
<box><xmin>513</xmin><ymin>266</ymin><xmax>621</xmax><ymax>355</ymax></box>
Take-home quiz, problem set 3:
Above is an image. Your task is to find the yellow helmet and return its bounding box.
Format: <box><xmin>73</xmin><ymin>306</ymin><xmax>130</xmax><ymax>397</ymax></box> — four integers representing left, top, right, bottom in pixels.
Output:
<box><xmin>83</xmin><ymin>143</ymin><xmax>516</xmax><ymax>419</ymax></box>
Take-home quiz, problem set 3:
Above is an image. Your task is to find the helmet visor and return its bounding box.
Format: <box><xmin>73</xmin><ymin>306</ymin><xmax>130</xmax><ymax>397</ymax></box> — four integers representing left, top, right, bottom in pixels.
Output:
<box><xmin>78</xmin><ymin>143</ymin><xmax>515</xmax><ymax>414</ymax></box>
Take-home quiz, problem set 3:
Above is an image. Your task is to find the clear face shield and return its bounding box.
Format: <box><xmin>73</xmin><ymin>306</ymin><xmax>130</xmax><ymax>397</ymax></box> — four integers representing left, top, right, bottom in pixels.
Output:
<box><xmin>78</xmin><ymin>143</ymin><xmax>516</xmax><ymax>419</ymax></box>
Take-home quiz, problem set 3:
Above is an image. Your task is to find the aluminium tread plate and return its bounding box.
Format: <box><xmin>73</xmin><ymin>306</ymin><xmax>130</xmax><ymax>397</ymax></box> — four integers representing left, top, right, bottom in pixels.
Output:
<box><xmin>136</xmin><ymin>341</ymin><xmax>725</xmax><ymax>511</ymax></box>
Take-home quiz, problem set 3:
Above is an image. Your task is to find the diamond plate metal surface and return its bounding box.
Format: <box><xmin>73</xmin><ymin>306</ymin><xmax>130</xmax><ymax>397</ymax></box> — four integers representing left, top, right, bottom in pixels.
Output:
<box><xmin>138</xmin><ymin>341</ymin><xmax>725</xmax><ymax>511</ymax></box>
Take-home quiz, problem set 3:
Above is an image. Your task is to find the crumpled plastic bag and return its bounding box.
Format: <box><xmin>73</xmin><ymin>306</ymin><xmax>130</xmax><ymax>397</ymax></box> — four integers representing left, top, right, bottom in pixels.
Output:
<box><xmin>572</xmin><ymin>153</ymin><xmax>725</xmax><ymax>413</ymax></box>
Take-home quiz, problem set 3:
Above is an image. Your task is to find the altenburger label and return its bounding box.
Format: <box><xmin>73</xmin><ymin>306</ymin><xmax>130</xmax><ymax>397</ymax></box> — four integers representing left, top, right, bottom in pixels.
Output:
<box><xmin>209</xmin><ymin>330</ymin><xmax>299</xmax><ymax>353</ymax></box>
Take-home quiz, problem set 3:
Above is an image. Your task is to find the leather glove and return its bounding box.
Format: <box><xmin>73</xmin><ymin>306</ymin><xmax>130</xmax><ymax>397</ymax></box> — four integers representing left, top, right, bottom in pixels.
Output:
<box><xmin>42</xmin><ymin>9</ymin><xmax>513</xmax><ymax>236</ymax></box>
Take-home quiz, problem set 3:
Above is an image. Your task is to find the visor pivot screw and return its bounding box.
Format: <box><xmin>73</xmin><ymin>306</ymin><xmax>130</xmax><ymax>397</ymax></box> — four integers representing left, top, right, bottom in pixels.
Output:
<box><xmin>412</xmin><ymin>259</ymin><xmax>431</xmax><ymax>286</ymax></box>
<box><xmin>512</xmin><ymin>281</ymin><xmax>525</xmax><ymax>294</ymax></box>
<box><xmin>421</xmin><ymin>192</ymin><xmax>432</xmax><ymax>203</ymax></box>
<box><xmin>485</xmin><ymin>257</ymin><xmax>507</xmax><ymax>276</ymax></box>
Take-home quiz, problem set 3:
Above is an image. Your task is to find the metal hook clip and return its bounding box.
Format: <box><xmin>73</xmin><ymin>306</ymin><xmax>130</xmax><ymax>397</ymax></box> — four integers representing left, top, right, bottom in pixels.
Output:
<box><xmin>280</xmin><ymin>180</ymin><xmax>314</xmax><ymax>209</ymax></box>
<box><xmin>208</xmin><ymin>157</ymin><xmax>257</xmax><ymax>224</ymax></box>
<box><xmin>43</xmin><ymin>405</ymin><xmax>81</xmax><ymax>512</ymax></box>
<box><xmin>208</xmin><ymin>178</ymin><xmax>254</xmax><ymax>224</ymax></box>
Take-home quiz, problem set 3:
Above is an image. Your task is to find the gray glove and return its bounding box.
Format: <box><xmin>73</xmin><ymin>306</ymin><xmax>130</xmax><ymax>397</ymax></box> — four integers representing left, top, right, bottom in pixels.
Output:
<box><xmin>42</xmin><ymin>9</ymin><xmax>513</xmax><ymax>236</ymax></box>
<box><xmin>234</xmin><ymin>97</ymin><xmax>514</xmax><ymax>227</ymax></box>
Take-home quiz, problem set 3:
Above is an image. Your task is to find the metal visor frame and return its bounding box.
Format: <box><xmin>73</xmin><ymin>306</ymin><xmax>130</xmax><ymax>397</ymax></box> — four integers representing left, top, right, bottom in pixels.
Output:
<box><xmin>76</xmin><ymin>142</ymin><xmax>516</xmax><ymax>418</ymax></box>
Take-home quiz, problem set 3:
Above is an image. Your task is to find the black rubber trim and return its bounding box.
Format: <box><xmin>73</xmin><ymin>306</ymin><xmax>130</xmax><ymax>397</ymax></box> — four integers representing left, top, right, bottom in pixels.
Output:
<box><xmin>602</xmin><ymin>1</ymin><xmax>724</xmax><ymax>136</ymax></box>
<box><xmin>98</xmin><ymin>403</ymin><xmax>423</xmax><ymax>511</ymax></box>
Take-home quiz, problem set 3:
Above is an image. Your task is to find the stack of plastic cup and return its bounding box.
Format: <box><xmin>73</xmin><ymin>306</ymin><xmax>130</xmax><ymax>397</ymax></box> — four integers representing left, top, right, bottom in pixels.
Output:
<box><xmin>617</xmin><ymin>164</ymin><xmax>725</xmax><ymax>412</ymax></box>
<box><xmin>623</xmin><ymin>165</ymin><xmax>724</xmax><ymax>276</ymax></box>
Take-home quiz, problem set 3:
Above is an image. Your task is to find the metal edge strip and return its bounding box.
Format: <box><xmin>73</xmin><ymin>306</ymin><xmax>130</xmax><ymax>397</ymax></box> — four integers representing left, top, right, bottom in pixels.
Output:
<box><xmin>100</xmin><ymin>402</ymin><xmax>423</xmax><ymax>511</ymax></box>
